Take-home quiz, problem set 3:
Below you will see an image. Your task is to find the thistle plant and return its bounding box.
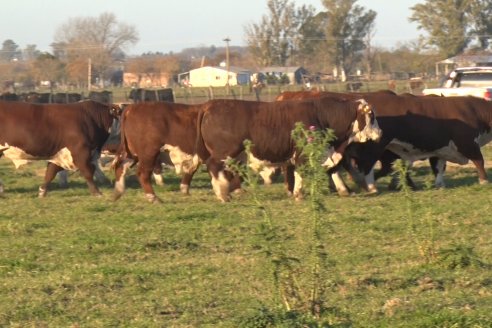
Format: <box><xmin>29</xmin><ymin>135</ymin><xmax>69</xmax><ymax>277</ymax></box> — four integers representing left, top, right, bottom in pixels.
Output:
<box><xmin>226</xmin><ymin>140</ymin><xmax>299</xmax><ymax>311</ymax></box>
<box><xmin>291</xmin><ymin>122</ymin><xmax>335</xmax><ymax>317</ymax></box>
<box><xmin>233</xmin><ymin>124</ymin><xmax>339</xmax><ymax>324</ymax></box>
<box><xmin>392</xmin><ymin>159</ymin><xmax>436</xmax><ymax>263</ymax></box>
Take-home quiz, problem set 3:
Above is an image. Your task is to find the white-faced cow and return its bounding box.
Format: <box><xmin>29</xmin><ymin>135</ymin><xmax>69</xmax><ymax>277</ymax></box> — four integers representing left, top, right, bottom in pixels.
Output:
<box><xmin>278</xmin><ymin>90</ymin><xmax>492</xmax><ymax>192</ymax></box>
<box><xmin>195</xmin><ymin>98</ymin><xmax>382</xmax><ymax>202</ymax></box>
<box><xmin>112</xmin><ymin>102</ymin><xmax>205</xmax><ymax>203</ymax></box>
<box><xmin>0</xmin><ymin>100</ymin><xmax>120</xmax><ymax>197</ymax></box>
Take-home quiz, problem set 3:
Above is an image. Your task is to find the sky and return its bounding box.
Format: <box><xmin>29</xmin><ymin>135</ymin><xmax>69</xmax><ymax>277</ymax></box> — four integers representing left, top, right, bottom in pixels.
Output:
<box><xmin>1</xmin><ymin>0</ymin><xmax>422</xmax><ymax>56</ymax></box>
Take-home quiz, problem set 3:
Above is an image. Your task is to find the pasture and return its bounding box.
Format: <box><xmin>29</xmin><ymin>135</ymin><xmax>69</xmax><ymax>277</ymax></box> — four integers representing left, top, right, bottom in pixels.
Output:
<box><xmin>1</xmin><ymin>146</ymin><xmax>492</xmax><ymax>327</ymax></box>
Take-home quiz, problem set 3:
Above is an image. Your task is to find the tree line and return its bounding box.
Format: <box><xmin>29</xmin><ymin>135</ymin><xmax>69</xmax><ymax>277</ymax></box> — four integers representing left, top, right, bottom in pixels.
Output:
<box><xmin>1</xmin><ymin>0</ymin><xmax>491</xmax><ymax>91</ymax></box>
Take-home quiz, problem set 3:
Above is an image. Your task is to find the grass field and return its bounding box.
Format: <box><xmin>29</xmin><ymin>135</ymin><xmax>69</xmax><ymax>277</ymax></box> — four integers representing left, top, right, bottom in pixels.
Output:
<box><xmin>1</xmin><ymin>146</ymin><xmax>492</xmax><ymax>327</ymax></box>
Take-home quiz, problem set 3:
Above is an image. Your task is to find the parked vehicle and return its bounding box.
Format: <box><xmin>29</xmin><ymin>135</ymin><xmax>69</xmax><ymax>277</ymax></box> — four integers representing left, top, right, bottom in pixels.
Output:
<box><xmin>422</xmin><ymin>67</ymin><xmax>492</xmax><ymax>100</ymax></box>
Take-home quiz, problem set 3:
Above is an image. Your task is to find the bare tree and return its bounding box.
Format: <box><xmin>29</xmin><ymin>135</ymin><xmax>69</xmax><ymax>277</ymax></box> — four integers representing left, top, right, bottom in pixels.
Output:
<box><xmin>54</xmin><ymin>12</ymin><xmax>138</xmax><ymax>87</ymax></box>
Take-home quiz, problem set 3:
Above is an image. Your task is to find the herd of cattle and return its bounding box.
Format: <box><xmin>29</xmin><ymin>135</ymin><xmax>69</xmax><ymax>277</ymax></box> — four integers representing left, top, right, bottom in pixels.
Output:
<box><xmin>1</xmin><ymin>87</ymin><xmax>492</xmax><ymax>203</ymax></box>
<box><xmin>0</xmin><ymin>87</ymin><xmax>175</xmax><ymax>104</ymax></box>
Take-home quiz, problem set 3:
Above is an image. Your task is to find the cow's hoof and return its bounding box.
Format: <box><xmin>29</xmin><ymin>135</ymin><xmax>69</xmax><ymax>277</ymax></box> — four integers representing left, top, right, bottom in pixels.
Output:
<box><xmin>112</xmin><ymin>192</ymin><xmax>123</xmax><ymax>202</ymax></box>
<box><xmin>217</xmin><ymin>195</ymin><xmax>231</xmax><ymax>203</ymax></box>
<box><xmin>180</xmin><ymin>184</ymin><xmax>190</xmax><ymax>195</ymax></box>
<box><xmin>38</xmin><ymin>187</ymin><xmax>47</xmax><ymax>198</ymax></box>
<box><xmin>479</xmin><ymin>179</ymin><xmax>489</xmax><ymax>185</ymax></box>
<box><xmin>145</xmin><ymin>193</ymin><xmax>162</xmax><ymax>204</ymax></box>
<box><xmin>337</xmin><ymin>190</ymin><xmax>351</xmax><ymax>197</ymax></box>
<box><xmin>232</xmin><ymin>188</ymin><xmax>243</xmax><ymax>194</ymax></box>
<box><xmin>367</xmin><ymin>185</ymin><xmax>379</xmax><ymax>194</ymax></box>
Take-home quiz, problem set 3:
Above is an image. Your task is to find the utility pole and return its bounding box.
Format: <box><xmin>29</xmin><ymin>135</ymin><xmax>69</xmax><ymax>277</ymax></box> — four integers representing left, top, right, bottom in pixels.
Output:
<box><xmin>223</xmin><ymin>37</ymin><xmax>231</xmax><ymax>92</ymax></box>
<box><xmin>88</xmin><ymin>58</ymin><xmax>92</xmax><ymax>91</ymax></box>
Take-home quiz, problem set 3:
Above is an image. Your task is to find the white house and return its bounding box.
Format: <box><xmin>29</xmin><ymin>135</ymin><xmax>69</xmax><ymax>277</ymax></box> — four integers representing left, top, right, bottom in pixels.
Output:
<box><xmin>185</xmin><ymin>66</ymin><xmax>252</xmax><ymax>87</ymax></box>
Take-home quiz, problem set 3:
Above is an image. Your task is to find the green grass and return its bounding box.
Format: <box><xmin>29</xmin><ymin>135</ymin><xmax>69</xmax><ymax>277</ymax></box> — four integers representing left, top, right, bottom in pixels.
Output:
<box><xmin>1</xmin><ymin>149</ymin><xmax>492</xmax><ymax>327</ymax></box>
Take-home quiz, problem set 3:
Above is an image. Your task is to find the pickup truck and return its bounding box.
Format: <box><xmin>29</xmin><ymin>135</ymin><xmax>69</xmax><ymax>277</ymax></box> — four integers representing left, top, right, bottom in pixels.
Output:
<box><xmin>422</xmin><ymin>67</ymin><xmax>492</xmax><ymax>100</ymax></box>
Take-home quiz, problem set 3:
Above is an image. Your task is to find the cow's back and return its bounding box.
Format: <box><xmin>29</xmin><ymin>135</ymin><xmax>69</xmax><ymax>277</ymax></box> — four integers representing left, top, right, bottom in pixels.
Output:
<box><xmin>0</xmin><ymin>100</ymin><xmax>113</xmax><ymax>156</ymax></box>
<box><xmin>121</xmin><ymin>102</ymin><xmax>202</xmax><ymax>158</ymax></box>
<box><xmin>199</xmin><ymin>99</ymin><xmax>328</xmax><ymax>161</ymax></box>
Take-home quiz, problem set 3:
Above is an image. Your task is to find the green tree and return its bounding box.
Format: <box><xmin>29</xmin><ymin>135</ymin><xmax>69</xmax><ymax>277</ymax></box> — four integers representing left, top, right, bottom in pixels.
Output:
<box><xmin>409</xmin><ymin>0</ymin><xmax>471</xmax><ymax>58</ymax></box>
<box><xmin>53</xmin><ymin>12</ymin><xmax>138</xmax><ymax>87</ymax></box>
<box><xmin>469</xmin><ymin>0</ymin><xmax>492</xmax><ymax>50</ymax></box>
<box><xmin>30</xmin><ymin>52</ymin><xmax>65</xmax><ymax>87</ymax></box>
<box><xmin>0</xmin><ymin>39</ymin><xmax>21</xmax><ymax>62</ymax></box>
<box><xmin>320</xmin><ymin>0</ymin><xmax>377</xmax><ymax>79</ymax></box>
<box><xmin>23</xmin><ymin>44</ymin><xmax>41</xmax><ymax>62</ymax></box>
<box><xmin>245</xmin><ymin>0</ymin><xmax>316</xmax><ymax>66</ymax></box>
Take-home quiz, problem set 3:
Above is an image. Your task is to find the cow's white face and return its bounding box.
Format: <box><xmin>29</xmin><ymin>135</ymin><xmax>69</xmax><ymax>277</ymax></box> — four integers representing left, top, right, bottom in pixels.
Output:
<box><xmin>351</xmin><ymin>100</ymin><xmax>382</xmax><ymax>143</ymax></box>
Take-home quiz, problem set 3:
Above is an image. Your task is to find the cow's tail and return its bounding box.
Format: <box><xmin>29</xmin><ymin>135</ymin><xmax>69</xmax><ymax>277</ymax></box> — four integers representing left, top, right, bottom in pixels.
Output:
<box><xmin>193</xmin><ymin>106</ymin><xmax>210</xmax><ymax>167</ymax></box>
<box><xmin>112</xmin><ymin>109</ymin><xmax>136</xmax><ymax>201</ymax></box>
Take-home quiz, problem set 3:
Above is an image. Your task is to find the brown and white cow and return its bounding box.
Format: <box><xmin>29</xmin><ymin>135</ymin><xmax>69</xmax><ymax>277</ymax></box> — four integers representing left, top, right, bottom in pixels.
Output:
<box><xmin>0</xmin><ymin>100</ymin><xmax>120</xmax><ymax>196</ymax></box>
<box><xmin>194</xmin><ymin>98</ymin><xmax>382</xmax><ymax>202</ymax></box>
<box><xmin>278</xmin><ymin>91</ymin><xmax>492</xmax><ymax>192</ymax></box>
<box><xmin>112</xmin><ymin>102</ymin><xmax>204</xmax><ymax>203</ymax></box>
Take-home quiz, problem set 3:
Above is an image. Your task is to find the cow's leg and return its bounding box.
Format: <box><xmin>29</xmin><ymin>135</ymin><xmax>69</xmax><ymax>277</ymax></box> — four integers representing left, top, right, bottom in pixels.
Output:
<box><xmin>457</xmin><ymin>142</ymin><xmax>488</xmax><ymax>184</ymax></box>
<box><xmin>342</xmin><ymin>157</ymin><xmax>368</xmax><ymax>191</ymax></box>
<box><xmin>229</xmin><ymin>173</ymin><xmax>242</xmax><ymax>193</ymax></box>
<box><xmin>404</xmin><ymin>161</ymin><xmax>418</xmax><ymax>190</ymax></box>
<box><xmin>365</xmin><ymin>168</ymin><xmax>378</xmax><ymax>193</ymax></box>
<box><xmin>259</xmin><ymin>166</ymin><xmax>277</xmax><ymax>185</ymax></box>
<box><xmin>330</xmin><ymin>170</ymin><xmax>351</xmax><ymax>196</ymax></box>
<box><xmin>386</xmin><ymin>160</ymin><xmax>417</xmax><ymax>190</ymax></box>
<box><xmin>178</xmin><ymin>173</ymin><xmax>192</xmax><ymax>194</ymax></box>
<box><xmin>57</xmin><ymin>170</ymin><xmax>69</xmax><ymax>188</ymax></box>
<box><xmin>93</xmin><ymin>160</ymin><xmax>109</xmax><ymax>184</ymax></box>
<box><xmin>375</xmin><ymin>151</ymin><xmax>396</xmax><ymax>181</ymax></box>
<box><xmin>39</xmin><ymin>163</ymin><xmax>64</xmax><ymax>197</ymax></box>
<box><xmin>471</xmin><ymin>157</ymin><xmax>488</xmax><ymax>184</ymax></box>
<box><xmin>375</xmin><ymin>150</ymin><xmax>418</xmax><ymax>190</ymax></box>
<box><xmin>281</xmin><ymin>164</ymin><xmax>295</xmax><ymax>196</ymax></box>
<box><xmin>293</xmin><ymin>170</ymin><xmax>303</xmax><ymax>201</ymax></box>
<box><xmin>152</xmin><ymin>160</ymin><xmax>164</xmax><ymax>186</ymax></box>
<box><xmin>0</xmin><ymin>179</ymin><xmax>4</xmax><ymax>195</ymax></box>
<box><xmin>113</xmin><ymin>159</ymin><xmax>133</xmax><ymax>201</ymax></box>
<box><xmin>136</xmin><ymin>158</ymin><xmax>162</xmax><ymax>203</ymax></box>
<box><xmin>430</xmin><ymin>157</ymin><xmax>446</xmax><ymax>188</ymax></box>
<box><xmin>207</xmin><ymin>158</ymin><xmax>231</xmax><ymax>202</ymax></box>
<box><xmin>179</xmin><ymin>162</ymin><xmax>200</xmax><ymax>195</ymax></box>
<box><xmin>73</xmin><ymin>151</ymin><xmax>102</xmax><ymax>196</ymax></box>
